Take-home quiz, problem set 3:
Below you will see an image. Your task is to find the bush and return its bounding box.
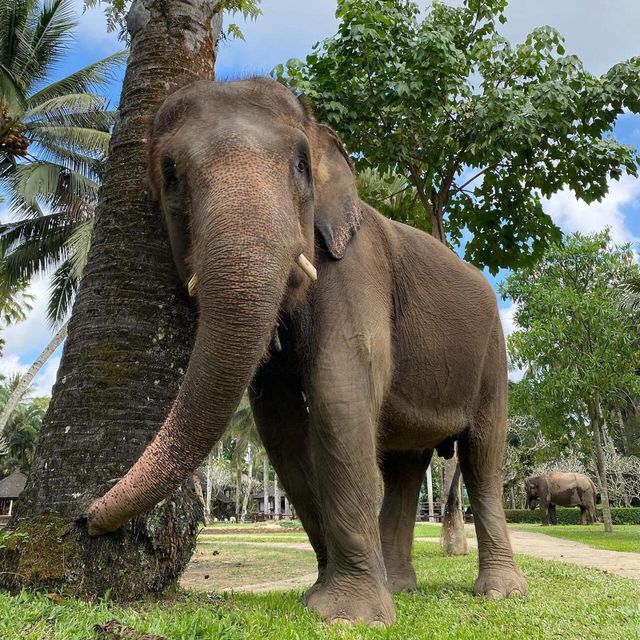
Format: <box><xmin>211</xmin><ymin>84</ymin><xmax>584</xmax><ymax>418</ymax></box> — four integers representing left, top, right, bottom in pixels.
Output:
<box><xmin>504</xmin><ymin>507</ymin><xmax>640</xmax><ymax>525</ymax></box>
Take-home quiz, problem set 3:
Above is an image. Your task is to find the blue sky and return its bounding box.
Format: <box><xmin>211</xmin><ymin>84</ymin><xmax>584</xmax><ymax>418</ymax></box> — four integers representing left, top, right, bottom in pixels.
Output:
<box><xmin>2</xmin><ymin>0</ymin><xmax>640</xmax><ymax>394</ymax></box>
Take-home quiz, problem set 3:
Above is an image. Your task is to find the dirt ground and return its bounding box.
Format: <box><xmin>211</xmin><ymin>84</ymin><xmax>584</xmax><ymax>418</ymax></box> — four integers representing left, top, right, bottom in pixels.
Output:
<box><xmin>181</xmin><ymin>524</ymin><xmax>640</xmax><ymax>592</ymax></box>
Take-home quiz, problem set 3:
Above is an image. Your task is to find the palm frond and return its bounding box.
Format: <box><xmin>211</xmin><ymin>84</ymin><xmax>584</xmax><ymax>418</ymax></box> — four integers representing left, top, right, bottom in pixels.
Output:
<box><xmin>27</xmin><ymin>50</ymin><xmax>127</xmax><ymax>103</ymax></box>
<box><xmin>0</xmin><ymin>212</ymin><xmax>69</xmax><ymax>252</ymax></box>
<box><xmin>17</xmin><ymin>0</ymin><xmax>77</xmax><ymax>91</ymax></box>
<box><xmin>6</xmin><ymin>161</ymin><xmax>100</xmax><ymax>214</ymax></box>
<box><xmin>0</xmin><ymin>214</ymin><xmax>81</xmax><ymax>284</ymax></box>
<box><xmin>0</xmin><ymin>62</ymin><xmax>25</xmax><ymax>110</ymax></box>
<box><xmin>30</xmin><ymin>140</ymin><xmax>104</xmax><ymax>182</ymax></box>
<box><xmin>47</xmin><ymin>256</ymin><xmax>75</xmax><ymax>325</ymax></box>
<box><xmin>30</xmin><ymin>124</ymin><xmax>110</xmax><ymax>155</ymax></box>
<box><xmin>67</xmin><ymin>217</ymin><xmax>93</xmax><ymax>280</ymax></box>
<box><xmin>23</xmin><ymin>92</ymin><xmax>107</xmax><ymax>120</ymax></box>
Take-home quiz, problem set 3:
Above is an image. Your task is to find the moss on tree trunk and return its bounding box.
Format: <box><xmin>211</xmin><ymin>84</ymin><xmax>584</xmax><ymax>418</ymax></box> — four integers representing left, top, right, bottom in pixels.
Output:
<box><xmin>0</xmin><ymin>0</ymin><xmax>223</xmax><ymax>600</ymax></box>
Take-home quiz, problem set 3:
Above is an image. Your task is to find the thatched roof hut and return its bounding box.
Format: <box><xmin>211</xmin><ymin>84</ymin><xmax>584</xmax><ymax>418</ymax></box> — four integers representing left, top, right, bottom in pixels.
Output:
<box><xmin>0</xmin><ymin>470</ymin><xmax>27</xmax><ymax>517</ymax></box>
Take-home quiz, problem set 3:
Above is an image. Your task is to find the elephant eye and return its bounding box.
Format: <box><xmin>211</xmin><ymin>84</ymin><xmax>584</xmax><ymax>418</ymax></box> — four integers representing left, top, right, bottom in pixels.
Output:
<box><xmin>162</xmin><ymin>156</ymin><xmax>181</xmax><ymax>192</ymax></box>
<box><xmin>295</xmin><ymin>155</ymin><xmax>309</xmax><ymax>175</ymax></box>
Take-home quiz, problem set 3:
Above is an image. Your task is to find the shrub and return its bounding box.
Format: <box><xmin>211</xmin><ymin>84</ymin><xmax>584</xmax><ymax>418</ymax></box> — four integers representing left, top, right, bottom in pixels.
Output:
<box><xmin>504</xmin><ymin>507</ymin><xmax>640</xmax><ymax>525</ymax></box>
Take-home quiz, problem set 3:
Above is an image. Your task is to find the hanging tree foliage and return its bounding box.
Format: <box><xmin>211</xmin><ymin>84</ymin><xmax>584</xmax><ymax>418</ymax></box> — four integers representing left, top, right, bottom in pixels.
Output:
<box><xmin>275</xmin><ymin>0</ymin><xmax>640</xmax><ymax>272</ymax></box>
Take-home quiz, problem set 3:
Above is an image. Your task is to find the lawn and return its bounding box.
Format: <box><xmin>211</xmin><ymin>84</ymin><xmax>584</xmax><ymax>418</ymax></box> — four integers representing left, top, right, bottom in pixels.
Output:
<box><xmin>511</xmin><ymin>524</ymin><xmax>640</xmax><ymax>553</ymax></box>
<box><xmin>1</xmin><ymin>541</ymin><xmax>639</xmax><ymax>640</ymax></box>
<box><xmin>182</xmin><ymin>543</ymin><xmax>316</xmax><ymax>590</ymax></box>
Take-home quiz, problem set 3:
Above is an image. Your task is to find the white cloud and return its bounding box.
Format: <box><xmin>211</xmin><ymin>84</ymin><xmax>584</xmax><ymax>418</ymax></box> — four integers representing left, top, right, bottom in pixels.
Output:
<box><xmin>499</xmin><ymin>301</ymin><xmax>525</xmax><ymax>383</ymax></box>
<box><xmin>544</xmin><ymin>174</ymin><xmax>640</xmax><ymax>244</ymax></box>
<box><xmin>1</xmin><ymin>276</ymin><xmax>54</xmax><ymax>357</ymax></box>
<box><xmin>499</xmin><ymin>301</ymin><xmax>519</xmax><ymax>339</ymax></box>
<box><xmin>73</xmin><ymin>2</ymin><xmax>122</xmax><ymax>55</ymax></box>
<box><xmin>0</xmin><ymin>354</ymin><xmax>29</xmax><ymax>380</ymax></box>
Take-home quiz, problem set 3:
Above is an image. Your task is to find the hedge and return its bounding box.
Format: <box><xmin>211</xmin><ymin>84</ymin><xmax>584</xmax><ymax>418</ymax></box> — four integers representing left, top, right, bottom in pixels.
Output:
<box><xmin>504</xmin><ymin>507</ymin><xmax>640</xmax><ymax>525</ymax></box>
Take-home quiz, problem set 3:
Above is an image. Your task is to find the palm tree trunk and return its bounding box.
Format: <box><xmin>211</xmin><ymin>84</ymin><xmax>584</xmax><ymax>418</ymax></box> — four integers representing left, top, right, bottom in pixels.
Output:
<box><xmin>426</xmin><ymin>463</ymin><xmax>434</xmax><ymax>521</ymax></box>
<box><xmin>241</xmin><ymin>445</ymin><xmax>253</xmax><ymax>520</ymax></box>
<box><xmin>274</xmin><ymin>475</ymin><xmax>281</xmax><ymax>520</ymax></box>
<box><xmin>0</xmin><ymin>0</ymin><xmax>224</xmax><ymax>599</ymax></box>
<box><xmin>204</xmin><ymin>454</ymin><xmax>213</xmax><ymax>523</ymax></box>
<box><xmin>235</xmin><ymin>468</ymin><xmax>242</xmax><ymax>522</ymax></box>
<box><xmin>263</xmin><ymin>457</ymin><xmax>269</xmax><ymax>518</ymax></box>
<box><xmin>0</xmin><ymin>322</ymin><xmax>68</xmax><ymax>437</ymax></box>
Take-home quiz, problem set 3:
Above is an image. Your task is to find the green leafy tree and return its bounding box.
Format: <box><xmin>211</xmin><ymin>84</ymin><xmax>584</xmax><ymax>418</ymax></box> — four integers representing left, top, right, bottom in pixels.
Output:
<box><xmin>0</xmin><ymin>376</ymin><xmax>47</xmax><ymax>476</ymax></box>
<box><xmin>277</xmin><ymin>0</ymin><xmax>640</xmax><ymax>272</ymax></box>
<box><xmin>500</xmin><ymin>231</ymin><xmax>640</xmax><ymax>532</ymax></box>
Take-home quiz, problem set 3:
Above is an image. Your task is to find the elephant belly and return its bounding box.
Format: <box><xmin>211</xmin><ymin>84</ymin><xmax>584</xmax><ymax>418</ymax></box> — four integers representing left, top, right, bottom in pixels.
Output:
<box><xmin>379</xmin><ymin>393</ymin><xmax>469</xmax><ymax>451</ymax></box>
<box><xmin>552</xmin><ymin>486</ymin><xmax>582</xmax><ymax>507</ymax></box>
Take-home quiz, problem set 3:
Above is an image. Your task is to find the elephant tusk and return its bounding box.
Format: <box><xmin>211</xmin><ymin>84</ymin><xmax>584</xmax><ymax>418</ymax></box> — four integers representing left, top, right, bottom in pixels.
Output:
<box><xmin>296</xmin><ymin>253</ymin><xmax>317</xmax><ymax>282</ymax></box>
<box><xmin>187</xmin><ymin>273</ymin><xmax>198</xmax><ymax>297</ymax></box>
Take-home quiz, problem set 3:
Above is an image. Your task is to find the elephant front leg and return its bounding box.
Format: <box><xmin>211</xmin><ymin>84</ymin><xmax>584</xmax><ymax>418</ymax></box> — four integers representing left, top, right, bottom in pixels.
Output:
<box><xmin>540</xmin><ymin>500</ymin><xmax>550</xmax><ymax>526</ymax></box>
<box><xmin>306</xmin><ymin>387</ymin><xmax>395</xmax><ymax>626</ymax></box>
<box><xmin>250</xmin><ymin>369</ymin><xmax>327</xmax><ymax>586</ymax></box>
<box><xmin>379</xmin><ymin>449</ymin><xmax>432</xmax><ymax>593</ymax></box>
<box><xmin>549</xmin><ymin>504</ymin><xmax>557</xmax><ymax>525</ymax></box>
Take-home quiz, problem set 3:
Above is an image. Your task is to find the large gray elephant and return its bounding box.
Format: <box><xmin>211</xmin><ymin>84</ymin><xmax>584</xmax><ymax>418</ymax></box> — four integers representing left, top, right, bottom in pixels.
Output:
<box><xmin>87</xmin><ymin>78</ymin><xmax>527</xmax><ymax>626</ymax></box>
<box><xmin>525</xmin><ymin>472</ymin><xmax>598</xmax><ymax>526</ymax></box>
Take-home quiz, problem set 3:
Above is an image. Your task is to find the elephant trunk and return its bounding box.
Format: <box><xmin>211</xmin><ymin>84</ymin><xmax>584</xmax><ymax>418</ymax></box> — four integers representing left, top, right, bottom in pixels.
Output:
<box><xmin>88</xmin><ymin>195</ymin><xmax>298</xmax><ymax>536</ymax></box>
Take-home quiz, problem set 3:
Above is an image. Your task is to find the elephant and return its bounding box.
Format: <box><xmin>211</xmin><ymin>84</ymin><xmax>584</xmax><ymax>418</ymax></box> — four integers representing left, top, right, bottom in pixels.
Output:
<box><xmin>87</xmin><ymin>77</ymin><xmax>527</xmax><ymax>626</ymax></box>
<box><xmin>525</xmin><ymin>472</ymin><xmax>598</xmax><ymax>526</ymax></box>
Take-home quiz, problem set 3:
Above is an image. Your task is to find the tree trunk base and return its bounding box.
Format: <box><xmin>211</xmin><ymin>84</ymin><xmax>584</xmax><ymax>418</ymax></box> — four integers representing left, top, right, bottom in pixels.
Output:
<box><xmin>0</xmin><ymin>486</ymin><xmax>201</xmax><ymax>601</ymax></box>
<box><xmin>441</xmin><ymin>507</ymin><xmax>468</xmax><ymax>556</ymax></box>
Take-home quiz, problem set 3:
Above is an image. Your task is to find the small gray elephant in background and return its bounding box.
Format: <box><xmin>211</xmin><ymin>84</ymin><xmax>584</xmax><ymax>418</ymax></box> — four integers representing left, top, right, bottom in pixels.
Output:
<box><xmin>525</xmin><ymin>472</ymin><xmax>598</xmax><ymax>525</ymax></box>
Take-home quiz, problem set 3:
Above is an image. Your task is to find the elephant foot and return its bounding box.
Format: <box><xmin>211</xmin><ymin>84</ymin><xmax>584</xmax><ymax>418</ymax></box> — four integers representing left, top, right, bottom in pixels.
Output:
<box><xmin>474</xmin><ymin>565</ymin><xmax>528</xmax><ymax>600</ymax></box>
<box><xmin>302</xmin><ymin>569</ymin><xmax>325</xmax><ymax>606</ymax></box>
<box><xmin>304</xmin><ymin>573</ymin><xmax>396</xmax><ymax>627</ymax></box>
<box><xmin>386</xmin><ymin>565</ymin><xmax>417</xmax><ymax>593</ymax></box>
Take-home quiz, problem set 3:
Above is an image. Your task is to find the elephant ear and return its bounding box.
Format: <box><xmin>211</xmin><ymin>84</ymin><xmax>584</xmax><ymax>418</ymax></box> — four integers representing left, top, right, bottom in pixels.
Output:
<box><xmin>313</xmin><ymin>125</ymin><xmax>362</xmax><ymax>260</ymax></box>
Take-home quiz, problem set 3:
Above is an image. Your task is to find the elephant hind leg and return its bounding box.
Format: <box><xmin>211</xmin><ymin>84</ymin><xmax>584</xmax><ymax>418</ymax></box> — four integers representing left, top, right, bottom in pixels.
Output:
<box><xmin>588</xmin><ymin>502</ymin><xmax>599</xmax><ymax>524</ymax></box>
<box><xmin>549</xmin><ymin>504</ymin><xmax>558</xmax><ymax>525</ymax></box>
<box><xmin>579</xmin><ymin>506</ymin><xmax>587</xmax><ymax>525</ymax></box>
<box><xmin>459</xmin><ymin>383</ymin><xmax>527</xmax><ymax>599</ymax></box>
<box><xmin>378</xmin><ymin>448</ymin><xmax>432</xmax><ymax>593</ymax></box>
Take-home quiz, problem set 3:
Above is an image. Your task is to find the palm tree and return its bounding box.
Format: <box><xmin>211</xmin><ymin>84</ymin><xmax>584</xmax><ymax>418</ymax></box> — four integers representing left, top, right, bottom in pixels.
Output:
<box><xmin>0</xmin><ymin>268</ymin><xmax>34</xmax><ymax>354</ymax></box>
<box><xmin>0</xmin><ymin>375</ymin><xmax>46</xmax><ymax>475</ymax></box>
<box><xmin>0</xmin><ymin>0</ymin><xmax>125</xmax><ymax>433</ymax></box>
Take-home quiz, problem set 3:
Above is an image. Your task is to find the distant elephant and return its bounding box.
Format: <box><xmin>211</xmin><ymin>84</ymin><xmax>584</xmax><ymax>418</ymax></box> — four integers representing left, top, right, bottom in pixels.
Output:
<box><xmin>525</xmin><ymin>472</ymin><xmax>598</xmax><ymax>526</ymax></box>
<box><xmin>87</xmin><ymin>78</ymin><xmax>527</xmax><ymax>626</ymax></box>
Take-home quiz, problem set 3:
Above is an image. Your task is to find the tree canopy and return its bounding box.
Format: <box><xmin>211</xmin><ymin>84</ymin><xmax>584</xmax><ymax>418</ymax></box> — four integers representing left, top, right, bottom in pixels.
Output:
<box><xmin>276</xmin><ymin>0</ymin><xmax>640</xmax><ymax>272</ymax></box>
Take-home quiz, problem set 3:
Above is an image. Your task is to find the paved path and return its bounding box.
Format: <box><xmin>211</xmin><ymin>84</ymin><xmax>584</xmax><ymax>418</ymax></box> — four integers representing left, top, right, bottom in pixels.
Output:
<box><xmin>197</xmin><ymin>527</ymin><xmax>639</xmax><ymax>592</ymax></box>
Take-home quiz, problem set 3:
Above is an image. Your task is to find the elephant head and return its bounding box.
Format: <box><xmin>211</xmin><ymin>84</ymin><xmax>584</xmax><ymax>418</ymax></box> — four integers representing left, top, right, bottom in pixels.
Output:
<box><xmin>524</xmin><ymin>476</ymin><xmax>541</xmax><ymax>510</ymax></box>
<box><xmin>87</xmin><ymin>78</ymin><xmax>361</xmax><ymax>535</ymax></box>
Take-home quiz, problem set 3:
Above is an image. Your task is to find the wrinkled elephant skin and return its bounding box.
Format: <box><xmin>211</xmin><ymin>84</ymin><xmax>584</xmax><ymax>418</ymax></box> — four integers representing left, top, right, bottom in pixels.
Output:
<box><xmin>87</xmin><ymin>78</ymin><xmax>527</xmax><ymax>625</ymax></box>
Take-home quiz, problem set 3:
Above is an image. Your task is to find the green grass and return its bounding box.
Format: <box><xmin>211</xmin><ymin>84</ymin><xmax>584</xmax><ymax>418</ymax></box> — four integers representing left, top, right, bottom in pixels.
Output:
<box><xmin>512</xmin><ymin>524</ymin><xmax>640</xmax><ymax>553</ymax></box>
<box><xmin>1</xmin><ymin>542</ymin><xmax>639</xmax><ymax>639</ymax></box>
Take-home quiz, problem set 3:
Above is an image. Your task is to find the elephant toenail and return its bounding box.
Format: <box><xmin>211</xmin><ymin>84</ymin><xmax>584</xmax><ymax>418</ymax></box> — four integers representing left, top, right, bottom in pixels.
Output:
<box><xmin>330</xmin><ymin>617</ymin><xmax>353</xmax><ymax>626</ymax></box>
<box><xmin>485</xmin><ymin>589</ymin><xmax>503</xmax><ymax>600</ymax></box>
